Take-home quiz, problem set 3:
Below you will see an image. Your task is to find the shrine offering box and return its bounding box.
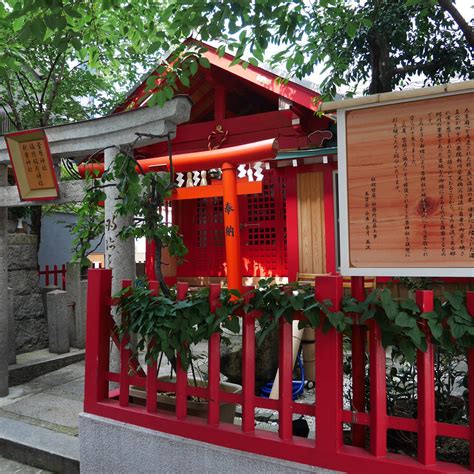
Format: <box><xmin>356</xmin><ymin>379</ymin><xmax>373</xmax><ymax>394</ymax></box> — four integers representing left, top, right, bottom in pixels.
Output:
<box><xmin>5</xmin><ymin>129</ymin><xmax>59</xmax><ymax>201</ymax></box>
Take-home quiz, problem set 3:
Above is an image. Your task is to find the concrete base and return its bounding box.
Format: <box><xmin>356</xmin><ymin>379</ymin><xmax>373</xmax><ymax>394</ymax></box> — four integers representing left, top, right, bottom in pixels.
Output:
<box><xmin>0</xmin><ymin>416</ymin><xmax>79</xmax><ymax>473</ymax></box>
<box><xmin>79</xmin><ymin>413</ymin><xmax>341</xmax><ymax>474</ymax></box>
<box><xmin>9</xmin><ymin>348</ymin><xmax>84</xmax><ymax>386</ymax></box>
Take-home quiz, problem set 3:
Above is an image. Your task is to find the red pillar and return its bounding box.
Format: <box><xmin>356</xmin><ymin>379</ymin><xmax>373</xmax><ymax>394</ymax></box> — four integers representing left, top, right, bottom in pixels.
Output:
<box><xmin>145</xmin><ymin>240</ymin><xmax>156</xmax><ymax>281</ymax></box>
<box><xmin>315</xmin><ymin>274</ymin><xmax>343</xmax><ymax>454</ymax></box>
<box><xmin>416</xmin><ymin>290</ymin><xmax>436</xmax><ymax>465</ymax></box>
<box><xmin>285</xmin><ymin>167</ymin><xmax>299</xmax><ymax>282</ymax></box>
<box><xmin>222</xmin><ymin>162</ymin><xmax>242</xmax><ymax>292</ymax></box>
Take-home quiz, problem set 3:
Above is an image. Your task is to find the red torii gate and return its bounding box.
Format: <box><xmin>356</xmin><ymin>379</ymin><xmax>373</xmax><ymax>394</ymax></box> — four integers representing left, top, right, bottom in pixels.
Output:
<box><xmin>79</xmin><ymin>138</ymin><xmax>279</xmax><ymax>292</ymax></box>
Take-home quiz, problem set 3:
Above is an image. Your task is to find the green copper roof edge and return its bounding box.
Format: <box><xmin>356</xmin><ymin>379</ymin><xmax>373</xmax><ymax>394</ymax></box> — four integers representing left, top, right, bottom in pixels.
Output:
<box><xmin>276</xmin><ymin>147</ymin><xmax>337</xmax><ymax>160</ymax></box>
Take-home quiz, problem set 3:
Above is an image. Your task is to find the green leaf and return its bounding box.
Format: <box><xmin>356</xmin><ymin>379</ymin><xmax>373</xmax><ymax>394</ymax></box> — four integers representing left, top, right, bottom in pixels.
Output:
<box><xmin>199</xmin><ymin>57</ymin><xmax>211</xmax><ymax>69</ymax></box>
<box><xmin>346</xmin><ymin>22</ymin><xmax>357</xmax><ymax>38</ymax></box>
<box><xmin>395</xmin><ymin>311</ymin><xmax>416</xmax><ymax>328</ymax></box>
<box><xmin>189</xmin><ymin>60</ymin><xmax>198</xmax><ymax>76</ymax></box>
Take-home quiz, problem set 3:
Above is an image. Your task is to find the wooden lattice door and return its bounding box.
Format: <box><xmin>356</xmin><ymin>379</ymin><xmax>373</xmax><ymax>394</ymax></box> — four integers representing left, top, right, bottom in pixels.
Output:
<box><xmin>176</xmin><ymin>169</ymin><xmax>287</xmax><ymax>278</ymax></box>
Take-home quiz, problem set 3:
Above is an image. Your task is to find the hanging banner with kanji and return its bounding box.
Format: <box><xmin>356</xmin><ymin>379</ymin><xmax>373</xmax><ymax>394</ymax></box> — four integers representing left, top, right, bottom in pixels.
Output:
<box><xmin>335</xmin><ymin>84</ymin><xmax>474</xmax><ymax>277</ymax></box>
<box><xmin>5</xmin><ymin>129</ymin><xmax>59</xmax><ymax>201</ymax></box>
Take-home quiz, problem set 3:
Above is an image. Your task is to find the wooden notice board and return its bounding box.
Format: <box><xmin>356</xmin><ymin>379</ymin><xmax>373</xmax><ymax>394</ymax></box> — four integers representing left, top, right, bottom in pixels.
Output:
<box><xmin>5</xmin><ymin>129</ymin><xmax>59</xmax><ymax>201</ymax></box>
<box><xmin>338</xmin><ymin>89</ymin><xmax>474</xmax><ymax>277</ymax></box>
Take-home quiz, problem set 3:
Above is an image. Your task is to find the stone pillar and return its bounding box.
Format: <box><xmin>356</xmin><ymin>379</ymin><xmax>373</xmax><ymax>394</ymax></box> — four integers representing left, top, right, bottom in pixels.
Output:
<box><xmin>8</xmin><ymin>234</ymin><xmax>48</xmax><ymax>352</ymax></box>
<box><xmin>0</xmin><ymin>164</ymin><xmax>9</xmax><ymax>395</ymax></box>
<box><xmin>8</xmin><ymin>288</ymin><xmax>16</xmax><ymax>365</ymax></box>
<box><xmin>104</xmin><ymin>147</ymin><xmax>136</xmax><ymax>371</ymax></box>
<box><xmin>104</xmin><ymin>147</ymin><xmax>136</xmax><ymax>294</ymax></box>
<box><xmin>66</xmin><ymin>262</ymin><xmax>85</xmax><ymax>348</ymax></box>
<box><xmin>46</xmin><ymin>290</ymin><xmax>70</xmax><ymax>354</ymax></box>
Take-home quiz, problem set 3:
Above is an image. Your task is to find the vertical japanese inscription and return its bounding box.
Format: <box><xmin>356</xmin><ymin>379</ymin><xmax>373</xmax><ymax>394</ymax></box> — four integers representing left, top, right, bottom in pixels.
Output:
<box><xmin>346</xmin><ymin>91</ymin><xmax>474</xmax><ymax>270</ymax></box>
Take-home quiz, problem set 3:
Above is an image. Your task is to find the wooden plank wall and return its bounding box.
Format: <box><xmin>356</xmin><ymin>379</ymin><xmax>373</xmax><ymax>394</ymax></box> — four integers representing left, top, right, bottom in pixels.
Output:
<box><xmin>297</xmin><ymin>172</ymin><xmax>326</xmax><ymax>274</ymax></box>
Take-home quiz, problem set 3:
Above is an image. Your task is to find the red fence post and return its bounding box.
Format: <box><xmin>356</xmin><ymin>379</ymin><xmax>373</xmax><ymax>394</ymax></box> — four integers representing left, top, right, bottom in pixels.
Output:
<box><xmin>351</xmin><ymin>276</ymin><xmax>367</xmax><ymax>447</ymax></box>
<box><xmin>416</xmin><ymin>290</ymin><xmax>436</xmax><ymax>466</ymax></box>
<box><xmin>45</xmin><ymin>264</ymin><xmax>50</xmax><ymax>286</ymax></box>
<box><xmin>369</xmin><ymin>319</ymin><xmax>387</xmax><ymax>457</ymax></box>
<box><xmin>467</xmin><ymin>291</ymin><xmax>474</xmax><ymax>471</ymax></box>
<box><xmin>84</xmin><ymin>268</ymin><xmax>112</xmax><ymax>412</ymax></box>
<box><xmin>61</xmin><ymin>264</ymin><xmax>66</xmax><ymax>290</ymax></box>
<box><xmin>53</xmin><ymin>264</ymin><xmax>58</xmax><ymax>287</ymax></box>
<box><xmin>146</xmin><ymin>281</ymin><xmax>160</xmax><ymax>413</ymax></box>
<box><xmin>242</xmin><ymin>287</ymin><xmax>256</xmax><ymax>433</ymax></box>
<box><xmin>315</xmin><ymin>274</ymin><xmax>343</xmax><ymax>454</ymax></box>
<box><xmin>208</xmin><ymin>283</ymin><xmax>221</xmax><ymax>426</ymax></box>
<box><xmin>175</xmin><ymin>282</ymin><xmax>189</xmax><ymax>420</ymax></box>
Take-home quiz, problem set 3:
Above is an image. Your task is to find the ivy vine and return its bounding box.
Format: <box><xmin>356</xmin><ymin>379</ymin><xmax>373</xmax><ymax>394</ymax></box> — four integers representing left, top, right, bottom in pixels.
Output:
<box><xmin>116</xmin><ymin>278</ymin><xmax>474</xmax><ymax>368</ymax></box>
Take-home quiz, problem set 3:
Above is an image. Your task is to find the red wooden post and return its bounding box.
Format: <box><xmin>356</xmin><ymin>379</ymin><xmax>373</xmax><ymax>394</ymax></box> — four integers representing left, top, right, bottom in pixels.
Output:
<box><xmin>351</xmin><ymin>276</ymin><xmax>366</xmax><ymax>447</ymax></box>
<box><xmin>208</xmin><ymin>283</ymin><xmax>221</xmax><ymax>426</ymax></box>
<box><xmin>278</xmin><ymin>317</ymin><xmax>293</xmax><ymax>440</ymax></box>
<box><xmin>145</xmin><ymin>240</ymin><xmax>157</xmax><ymax>281</ymax></box>
<box><xmin>222</xmin><ymin>162</ymin><xmax>242</xmax><ymax>293</ymax></box>
<box><xmin>176</xmin><ymin>282</ymin><xmax>189</xmax><ymax>420</ymax></box>
<box><xmin>368</xmin><ymin>320</ymin><xmax>387</xmax><ymax>457</ymax></box>
<box><xmin>416</xmin><ymin>290</ymin><xmax>436</xmax><ymax>465</ymax></box>
<box><xmin>146</xmin><ymin>281</ymin><xmax>160</xmax><ymax>413</ymax></box>
<box><xmin>53</xmin><ymin>264</ymin><xmax>58</xmax><ymax>287</ymax></box>
<box><xmin>119</xmin><ymin>279</ymin><xmax>133</xmax><ymax>407</ymax></box>
<box><xmin>466</xmin><ymin>291</ymin><xmax>474</xmax><ymax>471</ymax></box>
<box><xmin>242</xmin><ymin>287</ymin><xmax>256</xmax><ymax>433</ymax></box>
<box><xmin>45</xmin><ymin>264</ymin><xmax>50</xmax><ymax>286</ymax></box>
<box><xmin>315</xmin><ymin>275</ymin><xmax>343</xmax><ymax>453</ymax></box>
<box><xmin>61</xmin><ymin>264</ymin><xmax>66</xmax><ymax>290</ymax></box>
<box><xmin>285</xmin><ymin>167</ymin><xmax>299</xmax><ymax>282</ymax></box>
<box><xmin>84</xmin><ymin>268</ymin><xmax>112</xmax><ymax>411</ymax></box>
<box><xmin>323</xmin><ymin>164</ymin><xmax>337</xmax><ymax>274</ymax></box>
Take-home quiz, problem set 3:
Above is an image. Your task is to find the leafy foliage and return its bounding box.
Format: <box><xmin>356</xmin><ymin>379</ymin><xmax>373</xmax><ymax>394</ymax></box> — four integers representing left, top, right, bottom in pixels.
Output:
<box><xmin>116</xmin><ymin>277</ymin><xmax>474</xmax><ymax>370</ymax></box>
<box><xmin>117</xmin><ymin>279</ymin><xmax>242</xmax><ymax>369</ymax></box>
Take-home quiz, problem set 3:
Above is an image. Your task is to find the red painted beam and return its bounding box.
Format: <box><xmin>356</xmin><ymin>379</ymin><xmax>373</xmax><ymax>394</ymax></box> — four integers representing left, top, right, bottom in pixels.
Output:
<box><xmin>79</xmin><ymin>138</ymin><xmax>278</xmax><ymax>177</ymax></box>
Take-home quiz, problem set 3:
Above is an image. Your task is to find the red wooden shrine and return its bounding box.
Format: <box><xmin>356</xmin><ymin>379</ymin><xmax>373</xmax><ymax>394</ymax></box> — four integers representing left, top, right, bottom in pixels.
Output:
<box><xmin>113</xmin><ymin>39</ymin><xmax>336</xmax><ymax>284</ymax></box>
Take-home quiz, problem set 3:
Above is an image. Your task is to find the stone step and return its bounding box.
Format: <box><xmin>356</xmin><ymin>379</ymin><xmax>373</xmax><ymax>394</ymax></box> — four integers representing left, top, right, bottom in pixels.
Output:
<box><xmin>9</xmin><ymin>348</ymin><xmax>85</xmax><ymax>386</ymax></box>
<box><xmin>0</xmin><ymin>417</ymin><xmax>79</xmax><ymax>473</ymax></box>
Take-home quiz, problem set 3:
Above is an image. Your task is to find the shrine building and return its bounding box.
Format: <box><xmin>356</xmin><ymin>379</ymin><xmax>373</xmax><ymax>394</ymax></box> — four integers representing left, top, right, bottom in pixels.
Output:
<box><xmin>113</xmin><ymin>40</ymin><xmax>338</xmax><ymax>285</ymax></box>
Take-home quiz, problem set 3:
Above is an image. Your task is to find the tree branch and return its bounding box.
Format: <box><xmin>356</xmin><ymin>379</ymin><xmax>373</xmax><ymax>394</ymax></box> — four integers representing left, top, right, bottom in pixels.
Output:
<box><xmin>5</xmin><ymin>76</ymin><xmax>23</xmax><ymax>129</ymax></box>
<box><xmin>17</xmin><ymin>71</ymin><xmax>41</xmax><ymax>109</ymax></box>
<box><xmin>438</xmin><ymin>0</ymin><xmax>474</xmax><ymax>48</ymax></box>
<box><xmin>0</xmin><ymin>102</ymin><xmax>21</xmax><ymax>130</ymax></box>
<box><xmin>14</xmin><ymin>72</ymin><xmax>39</xmax><ymax>117</ymax></box>
<box><xmin>39</xmin><ymin>51</ymin><xmax>64</xmax><ymax>116</ymax></box>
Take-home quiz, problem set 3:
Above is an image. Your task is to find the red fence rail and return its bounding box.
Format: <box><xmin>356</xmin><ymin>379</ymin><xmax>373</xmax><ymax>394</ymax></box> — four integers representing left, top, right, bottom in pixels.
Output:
<box><xmin>84</xmin><ymin>269</ymin><xmax>473</xmax><ymax>473</ymax></box>
<box><xmin>38</xmin><ymin>264</ymin><xmax>67</xmax><ymax>290</ymax></box>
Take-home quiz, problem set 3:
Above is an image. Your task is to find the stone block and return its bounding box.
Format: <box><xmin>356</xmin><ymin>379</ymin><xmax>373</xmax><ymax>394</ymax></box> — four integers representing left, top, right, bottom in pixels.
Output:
<box><xmin>7</xmin><ymin>234</ymin><xmax>38</xmax><ymax>271</ymax></box>
<box><xmin>9</xmin><ymin>269</ymin><xmax>42</xmax><ymax>296</ymax></box>
<box><xmin>46</xmin><ymin>290</ymin><xmax>70</xmax><ymax>354</ymax></box>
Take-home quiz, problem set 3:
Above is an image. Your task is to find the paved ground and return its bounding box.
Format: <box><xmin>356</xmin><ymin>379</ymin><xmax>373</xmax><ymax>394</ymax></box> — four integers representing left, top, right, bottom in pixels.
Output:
<box><xmin>0</xmin><ymin>362</ymin><xmax>84</xmax><ymax>437</ymax></box>
<box><xmin>0</xmin><ymin>456</ymin><xmax>51</xmax><ymax>473</ymax></box>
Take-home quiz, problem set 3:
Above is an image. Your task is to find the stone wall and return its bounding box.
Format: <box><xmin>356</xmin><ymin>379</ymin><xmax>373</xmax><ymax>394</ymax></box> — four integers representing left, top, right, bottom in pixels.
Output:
<box><xmin>8</xmin><ymin>234</ymin><xmax>48</xmax><ymax>353</ymax></box>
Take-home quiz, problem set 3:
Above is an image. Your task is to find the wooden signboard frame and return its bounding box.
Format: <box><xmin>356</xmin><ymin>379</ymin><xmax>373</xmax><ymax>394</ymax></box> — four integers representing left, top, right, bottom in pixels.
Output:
<box><xmin>5</xmin><ymin>129</ymin><xmax>59</xmax><ymax>201</ymax></box>
<box><xmin>336</xmin><ymin>85</ymin><xmax>474</xmax><ymax>277</ymax></box>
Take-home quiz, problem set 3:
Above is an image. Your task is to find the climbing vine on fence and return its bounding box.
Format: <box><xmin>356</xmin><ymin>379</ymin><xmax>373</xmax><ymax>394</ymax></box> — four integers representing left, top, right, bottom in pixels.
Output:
<box><xmin>116</xmin><ymin>277</ymin><xmax>474</xmax><ymax>367</ymax></box>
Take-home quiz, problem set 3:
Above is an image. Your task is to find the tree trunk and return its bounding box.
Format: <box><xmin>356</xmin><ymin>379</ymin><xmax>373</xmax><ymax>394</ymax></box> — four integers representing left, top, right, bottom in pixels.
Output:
<box><xmin>30</xmin><ymin>206</ymin><xmax>42</xmax><ymax>251</ymax></box>
<box><xmin>154</xmin><ymin>238</ymin><xmax>170</xmax><ymax>296</ymax></box>
<box><xmin>368</xmin><ymin>30</ymin><xmax>393</xmax><ymax>94</ymax></box>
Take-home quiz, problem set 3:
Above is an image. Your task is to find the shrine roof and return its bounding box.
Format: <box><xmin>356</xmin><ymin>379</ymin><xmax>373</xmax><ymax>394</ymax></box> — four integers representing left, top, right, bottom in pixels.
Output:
<box><xmin>114</xmin><ymin>39</ymin><xmax>322</xmax><ymax>115</ymax></box>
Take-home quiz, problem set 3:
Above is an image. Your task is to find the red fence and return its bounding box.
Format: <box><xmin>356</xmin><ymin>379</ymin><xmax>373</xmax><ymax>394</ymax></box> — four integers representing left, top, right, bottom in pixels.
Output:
<box><xmin>38</xmin><ymin>264</ymin><xmax>66</xmax><ymax>290</ymax></box>
<box><xmin>84</xmin><ymin>269</ymin><xmax>474</xmax><ymax>473</ymax></box>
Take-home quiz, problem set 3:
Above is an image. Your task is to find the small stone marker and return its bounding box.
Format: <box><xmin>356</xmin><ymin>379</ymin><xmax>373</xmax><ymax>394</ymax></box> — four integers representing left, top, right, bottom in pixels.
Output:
<box><xmin>46</xmin><ymin>290</ymin><xmax>70</xmax><ymax>354</ymax></box>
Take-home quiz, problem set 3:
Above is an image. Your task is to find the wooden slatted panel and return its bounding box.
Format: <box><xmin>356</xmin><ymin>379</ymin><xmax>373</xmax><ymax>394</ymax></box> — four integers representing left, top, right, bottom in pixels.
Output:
<box><xmin>297</xmin><ymin>172</ymin><xmax>326</xmax><ymax>274</ymax></box>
